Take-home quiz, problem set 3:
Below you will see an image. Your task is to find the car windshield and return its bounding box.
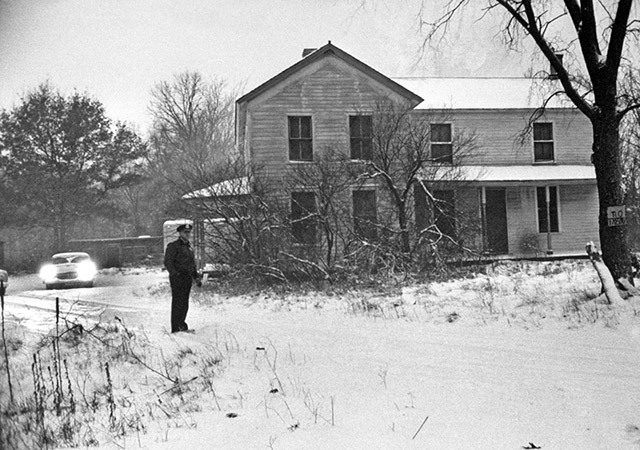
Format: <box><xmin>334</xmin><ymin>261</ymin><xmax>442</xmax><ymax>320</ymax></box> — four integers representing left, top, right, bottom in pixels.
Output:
<box><xmin>51</xmin><ymin>255</ymin><xmax>89</xmax><ymax>265</ymax></box>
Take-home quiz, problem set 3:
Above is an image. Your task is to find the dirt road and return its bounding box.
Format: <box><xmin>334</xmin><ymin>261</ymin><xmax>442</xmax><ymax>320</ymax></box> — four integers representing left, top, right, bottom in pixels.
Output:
<box><xmin>2</xmin><ymin>268</ymin><xmax>170</xmax><ymax>334</ymax></box>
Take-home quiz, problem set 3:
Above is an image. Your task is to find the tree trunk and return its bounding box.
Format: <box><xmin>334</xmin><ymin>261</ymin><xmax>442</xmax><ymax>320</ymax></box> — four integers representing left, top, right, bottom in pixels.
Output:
<box><xmin>585</xmin><ymin>241</ymin><xmax>624</xmax><ymax>304</ymax></box>
<box><xmin>591</xmin><ymin>114</ymin><xmax>631</xmax><ymax>281</ymax></box>
<box><xmin>397</xmin><ymin>202</ymin><xmax>410</xmax><ymax>254</ymax></box>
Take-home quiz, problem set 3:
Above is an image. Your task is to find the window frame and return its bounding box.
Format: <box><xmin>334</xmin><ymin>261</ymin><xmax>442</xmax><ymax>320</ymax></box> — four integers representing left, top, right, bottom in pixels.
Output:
<box><xmin>349</xmin><ymin>115</ymin><xmax>373</xmax><ymax>161</ymax></box>
<box><xmin>288</xmin><ymin>115</ymin><xmax>313</xmax><ymax>162</ymax></box>
<box><xmin>430</xmin><ymin>123</ymin><xmax>453</xmax><ymax>164</ymax></box>
<box><xmin>536</xmin><ymin>185</ymin><xmax>560</xmax><ymax>233</ymax></box>
<box><xmin>290</xmin><ymin>191</ymin><xmax>317</xmax><ymax>244</ymax></box>
<box><xmin>533</xmin><ymin>122</ymin><xmax>555</xmax><ymax>163</ymax></box>
<box><xmin>352</xmin><ymin>189</ymin><xmax>377</xmax><ymax>240</ymax></box>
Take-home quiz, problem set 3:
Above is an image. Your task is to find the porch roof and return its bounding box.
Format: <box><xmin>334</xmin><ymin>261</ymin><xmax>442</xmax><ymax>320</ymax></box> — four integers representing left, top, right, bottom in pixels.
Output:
<box><xmin>431</xmin><ymin>165</ymin><xmax>596</xmax><ymax>185</ymax></box>
<box><xmin>182</xmin><ymin>176</ymin><xmax>251</xmax><ymax>199</ymax></box>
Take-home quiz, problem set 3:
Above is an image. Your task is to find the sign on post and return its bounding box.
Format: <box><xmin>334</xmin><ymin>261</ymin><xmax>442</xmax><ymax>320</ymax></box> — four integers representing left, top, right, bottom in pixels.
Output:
<box><xmin>607</xmin><ymin>206</ymin><xmax>626</xmax><ymax>227</ymax></box>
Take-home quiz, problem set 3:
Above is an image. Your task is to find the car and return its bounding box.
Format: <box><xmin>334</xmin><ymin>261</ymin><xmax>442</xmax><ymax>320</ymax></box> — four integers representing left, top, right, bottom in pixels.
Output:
<box><xmin>0</xmin><ymin>269</ymin><xmax>7</xmax><ymax>295</ymax></box>
<box><xmin>39</xmin><ymin>252</ymin><xmax>97</xmax><ymax>289</ymax></box>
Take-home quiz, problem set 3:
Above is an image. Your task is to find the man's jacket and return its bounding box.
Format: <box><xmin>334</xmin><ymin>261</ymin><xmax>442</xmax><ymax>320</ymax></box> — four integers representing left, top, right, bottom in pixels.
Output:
<box><xmin>164</xmin><ymin>238</ymin><xmax>198</xmax><ymax>279</ymax></box>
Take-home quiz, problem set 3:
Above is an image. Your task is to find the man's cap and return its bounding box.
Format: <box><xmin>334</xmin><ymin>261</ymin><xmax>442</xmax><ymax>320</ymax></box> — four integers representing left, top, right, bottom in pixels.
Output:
<box><xmin>177</xmin><ymin>224</ymin><xmax>193</xmax><ymax>232</ymax></box>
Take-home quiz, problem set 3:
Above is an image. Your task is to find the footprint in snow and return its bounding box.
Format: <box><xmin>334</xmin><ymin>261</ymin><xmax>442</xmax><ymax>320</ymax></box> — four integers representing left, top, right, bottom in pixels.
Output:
<box><xmin>625</xmin><ymin>424</ymin><xmax>640</xmax><ymax>445</ymax></box>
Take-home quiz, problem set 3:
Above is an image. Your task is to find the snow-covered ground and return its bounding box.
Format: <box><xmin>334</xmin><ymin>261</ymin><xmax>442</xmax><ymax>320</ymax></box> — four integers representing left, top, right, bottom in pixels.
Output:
<box><xmin>4</xmin><ymin>261</ymin><xmax>640</xmax><ymax>449</ymax></box>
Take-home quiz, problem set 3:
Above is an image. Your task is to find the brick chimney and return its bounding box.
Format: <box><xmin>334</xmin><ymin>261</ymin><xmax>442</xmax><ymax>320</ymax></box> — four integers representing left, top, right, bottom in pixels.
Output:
<box><xmin>549</xmin><ymin>53</ymin><xmax>563</xmax><ymax>79</ymax></box>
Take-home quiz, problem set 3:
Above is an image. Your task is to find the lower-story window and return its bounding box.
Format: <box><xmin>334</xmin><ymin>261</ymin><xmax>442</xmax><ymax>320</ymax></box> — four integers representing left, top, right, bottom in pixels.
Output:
<box><xmin>353</xmin><ymin>190</ymin><xmax>377</xmax><ymax>240</ymax></box>
<box><xmin>414</xmin><ymin>185</ymin><xmax>456</xmax><ymax>238</ymax></box>
<box><xmin>291</xmin><ymin>191</ymin><xmax>317</xmax><ymax>244</ymax></box>
<box><xmin>433</xmin><ymin>190</ymin><xmax>456</xmax><ymax>238</ymax></box>
<box><xmin>536</xmin><ymin>186</ymin><xmax>559</xmax><ymax>233</ymax></box>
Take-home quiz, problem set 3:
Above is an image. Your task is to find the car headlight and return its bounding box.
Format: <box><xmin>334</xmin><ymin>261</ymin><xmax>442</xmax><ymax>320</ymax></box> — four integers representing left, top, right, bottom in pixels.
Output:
<box><xmin>77</xmin><ymin>261</ymin><xmax>97</xmax><ymax>281</ymax></box>
<box><xmin>39</xmin><ymin>264</ymin><xmax>57</xmax><ymax>282</ymax></box>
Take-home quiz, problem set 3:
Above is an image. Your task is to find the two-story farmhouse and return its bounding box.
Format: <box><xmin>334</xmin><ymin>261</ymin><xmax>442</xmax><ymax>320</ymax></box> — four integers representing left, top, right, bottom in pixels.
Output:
<box><xmin>199</xmin><ymin>41</ymin><xmax>599</xmax><ymax>261</ymax></box>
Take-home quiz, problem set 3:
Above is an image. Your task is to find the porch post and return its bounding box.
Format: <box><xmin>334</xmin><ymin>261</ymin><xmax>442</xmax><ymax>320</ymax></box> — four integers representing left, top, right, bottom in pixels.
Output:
<box><xmin>545</xmin><ymin>186</ymin><xmax>553</xmax><ymax>255</ymax></box>
<box><xmin>480</xmin><ymin>187</ymin><xmax>488</xmax><ymax>252</ymax></box>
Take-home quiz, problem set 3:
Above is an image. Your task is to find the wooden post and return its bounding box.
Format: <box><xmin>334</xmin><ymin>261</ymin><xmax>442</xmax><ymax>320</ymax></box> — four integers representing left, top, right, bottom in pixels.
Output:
<box><xmin>545</xmin><ymin>187</ymin><xmax>553</xmax><ymax>255</ymax></box>
<box><xmin>480</xmin><ymin>187</ymin><xmax>488</xmax><ymax>252</ymax></box>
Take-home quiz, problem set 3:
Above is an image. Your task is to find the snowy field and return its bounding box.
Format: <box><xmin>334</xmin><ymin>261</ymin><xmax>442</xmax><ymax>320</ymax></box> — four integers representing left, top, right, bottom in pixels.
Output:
<box><xmin>3</xmin><ymin>260</ymin><xmax>640</xmax><ymax>449</ymax></box>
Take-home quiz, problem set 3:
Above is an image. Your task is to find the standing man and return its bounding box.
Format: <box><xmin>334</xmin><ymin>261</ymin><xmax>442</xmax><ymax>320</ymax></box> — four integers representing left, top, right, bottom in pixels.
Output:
<box><xmin>164</xmin><ymin>223</ymin><xmax>201</xmax><ymax>333</ymax></box>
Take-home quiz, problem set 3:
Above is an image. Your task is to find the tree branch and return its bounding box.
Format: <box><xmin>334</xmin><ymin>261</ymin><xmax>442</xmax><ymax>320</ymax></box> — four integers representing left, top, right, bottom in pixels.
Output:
<box><xmin>607</xmin><ymin>0</ymin><xmax>634</xmax><ymax>80</ymax></box>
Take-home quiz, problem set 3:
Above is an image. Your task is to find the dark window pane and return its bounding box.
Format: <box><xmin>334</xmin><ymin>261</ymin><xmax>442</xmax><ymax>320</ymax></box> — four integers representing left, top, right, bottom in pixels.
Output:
<box><xmin>537</xmin><ymin>186</ymin><xmax>559</xmax><ymax>233</ymax></box>
<box><xmin>353</xmin><ymin>190</ymin><xmax>377</xmax><ymax>240</ymax></box>
<box><xmin>434</xmin><ymin>190</ymin><xmax>456</xmax><ymax>238</ymax></box>
<box><xmin>361</xmin><ymin>138</ymin><xmax>372</xmax><ymax>160</ymax></box>
<box><xmin>350</xmin><ymin>115</ymin><xmax>373</xmax><ymax>160</ymax></box>
<box><xmin>432</xmin><ymin>144</ymin><xmax>453</xmax><ymax>163</ymax></box>
<box><xmin>349</xmin><ymin>116</ymin><xmax>360</xmax><ymax>137</ymax></box>
<box><xmin>414</xmin><ymin>184</ymin><xmax>428</xmax><ymax>232</ymax></box>
<box><xmin>289</xmin><ymin>140</ymin><xmax>299</xmax><ymax>160</ymax></box>
<box><xmin>289</xmin><ymin>116</ymin><xmax>300</xmax><ymax>138</ymax></box>
<box><xmin>291</xmin><ymin>192</ymin><xmax>316</xmax><ymax>244</ymax></box>
<box><xmin>431</xmin><ymin>124</ymin><xmax>451</xmax><ymax>142</ymax></box>
<box><xmin>350</xmin><ymin>138</ymin><xmax>360</xmax><ymax>159</ymax></box>
<box><xmin>361</xmin><ymin>115</ymin><xmax>372</xmax><ymax>136</ymax></box>
<box><xmin>548</xmin><ymin>186</ymin><xmax>558</xmax><ymax>232</ymax></box>
<box><xmin>300</xmin><ymin>116</ymin><xmax>311</xmax><ymax>138</ymax></box>
<box><xmin>534</xmin><ymin>142</ymin><xmax>554</xmax><ymax>161</ymax></box>
<box><xmin>300</xmin><ymin>140</ymin><xmax>313</xmax><ymax>161</ymax></box>
<box><xmin>533</xmin><ymin>123</ymin><xmax>553</xmax><ymax>141</ymax></box>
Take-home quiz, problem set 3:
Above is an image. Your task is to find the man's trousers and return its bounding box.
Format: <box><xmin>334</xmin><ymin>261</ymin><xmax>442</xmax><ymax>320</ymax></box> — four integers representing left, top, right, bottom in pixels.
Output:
<box><xmin>170</xmin><ymin>274</ymin><xmax>192</xmax><ymax>332</ymax></box>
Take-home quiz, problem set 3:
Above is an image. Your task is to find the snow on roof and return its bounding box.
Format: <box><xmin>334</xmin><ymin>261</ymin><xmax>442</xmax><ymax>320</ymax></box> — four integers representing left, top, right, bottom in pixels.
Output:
<box><xmin>431</xmin><ymin>165</ymin><xmax>596</xmax><ymax>183</ymax></box>
<box><xmin>183</xmin><ymin>177</ymin><xmax>251</xmax><ymax>199</ymax></box>
<box><xmin>392</xmin><ymin>77</ymin><xmax>575</xmax><ymax>110</ymax></box>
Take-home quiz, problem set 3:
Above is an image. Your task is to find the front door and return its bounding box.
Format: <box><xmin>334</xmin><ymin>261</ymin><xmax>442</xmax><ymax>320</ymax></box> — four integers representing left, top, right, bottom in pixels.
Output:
<box><xmin>484</xmin><ymin>188</ymin><xmax>508</xmax><ymax>254</ymax></box>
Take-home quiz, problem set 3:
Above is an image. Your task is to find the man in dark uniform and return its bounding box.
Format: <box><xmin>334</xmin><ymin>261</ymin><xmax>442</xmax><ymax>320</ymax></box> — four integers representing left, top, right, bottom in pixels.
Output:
<box><xmin>164</xmin><ymin>223</ymin><xmax>201</xmax><ymax>333</ymax></box>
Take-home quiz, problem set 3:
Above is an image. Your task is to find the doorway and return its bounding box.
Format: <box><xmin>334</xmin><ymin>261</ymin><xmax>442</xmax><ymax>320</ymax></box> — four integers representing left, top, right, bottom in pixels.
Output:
<box><xmin>484</xmin><ymin>188</ymin><xmax>508</xmax><ymax>254</ymax></box>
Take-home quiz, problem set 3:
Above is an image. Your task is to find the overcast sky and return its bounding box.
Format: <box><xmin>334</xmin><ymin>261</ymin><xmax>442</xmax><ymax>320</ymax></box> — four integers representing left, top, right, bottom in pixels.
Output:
<box><xmin>0</xmin><ymin>0</ymin><xmax>531</xmax><ymax>133</ymax></box>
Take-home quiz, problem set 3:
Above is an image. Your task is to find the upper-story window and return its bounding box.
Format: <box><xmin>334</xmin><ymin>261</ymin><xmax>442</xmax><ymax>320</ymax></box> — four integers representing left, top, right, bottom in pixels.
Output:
<box><xmin>350</xmin><ymin>115</ymin><xmax>373</xmax><ymax>160</ymax></box>
<box><xmin>288</xmin><ymin>116</ymin><xmax>313</xmax><ymax>161</ymax></box>
<box><xmin>533</xmin><ymin>122</ymin><xmax>554</xmax><ymax>162</ymax></box>
<box><xmin>353</xmin><ymin>190</ymin><xmax>377</xmax><ymax>240</ymax></box>
<box><xmin>430</xmin><ymin>124</ymin><xmax>453</xmax><ymax>164</ymax></box>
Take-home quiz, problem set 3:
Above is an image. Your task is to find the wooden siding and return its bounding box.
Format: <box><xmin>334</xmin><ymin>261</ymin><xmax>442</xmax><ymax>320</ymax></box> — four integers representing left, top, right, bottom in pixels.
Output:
<box><xmin>246</xmin><ymin>57</ymin><xmax>408</xmax><ymax>180</ymax></box>
<box><xmin>413</xmin><ymin>109</ymin><xmax>593</xmax><ymax>166</ymax></box>
<box><xmin>504</xmin><ymin>184</ymin><xmax>599</xmax><ymax>255</ymax></box>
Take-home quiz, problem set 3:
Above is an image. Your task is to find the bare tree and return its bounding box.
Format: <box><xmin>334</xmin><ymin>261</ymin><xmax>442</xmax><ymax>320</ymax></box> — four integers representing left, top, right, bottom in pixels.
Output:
<box><xmin>418</xmin><ymin>0</ymin><xmax>640</xmax><ymax>280</ymax></box>
<box><xmin>286</xmin><ymin>146</ymin><xmax>355</xmax><ymax>268</ymax></box>
<box><xmin>361</xmin><ymin>99</ymin><xmax>478</xmax><ymax>256</ymax></box>
<box><xmin>147</xmin><ymin>71</ymin><xmax>238</xmax><ymax>210</ymax></box>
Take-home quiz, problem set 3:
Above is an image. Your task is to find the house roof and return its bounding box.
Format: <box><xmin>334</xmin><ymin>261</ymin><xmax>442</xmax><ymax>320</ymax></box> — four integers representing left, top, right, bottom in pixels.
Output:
<box><xmin>183</xmin><ymin>177</ymin><xmax>251</xmax><ymax>199</ymax></box>
<box><xmin>236</xmin><ymin>42</ymin><xmax>424</xmax><ymax>106</ymax></box>
<box><xmin>392</xmin><ymin>77</ymin><xmax>576</xmax><ymax>110</ymax></box>
<box><xmin>431</xmin><ymin>165</ymin><xmax>596</xmax><ymax>185</ymax></box>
